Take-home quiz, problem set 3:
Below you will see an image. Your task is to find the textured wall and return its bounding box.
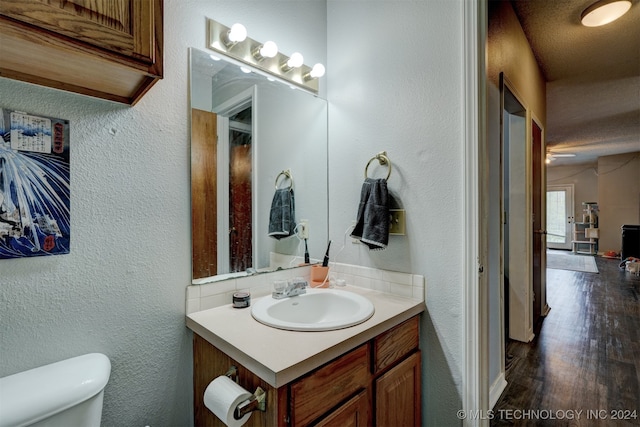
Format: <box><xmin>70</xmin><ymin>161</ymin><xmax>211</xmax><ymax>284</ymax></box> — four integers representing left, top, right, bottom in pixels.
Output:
<box><xmin>0</xmin><ymin>1</ymin><xmax>326</xmax><ymax>426</ymax></box>
<box><xmin>487</xmin><ymin>1</ymin><xmax>546</xmax><ymax>120</ymax></box>
<box><xmin>327</xmin><ymin>1</ymin><xmax>465</xmax><ymax>424</ymax></box>
<box><xmin>598</xmin><ymin>152</ymin><xmax>640</xmax><ymax>252</ymax></box>
<box><xmin>0</xmin><ymin>58</ymin><xmax>193</xmax><ymax>426</ymax></box>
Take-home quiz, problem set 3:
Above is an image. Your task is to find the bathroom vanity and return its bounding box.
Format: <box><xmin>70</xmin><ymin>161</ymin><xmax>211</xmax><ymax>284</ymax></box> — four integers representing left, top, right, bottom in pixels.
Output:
<box><xmin>187</xmin><ymin>286</ymin><xmax>424</xmax><ymax>426</ymax></box>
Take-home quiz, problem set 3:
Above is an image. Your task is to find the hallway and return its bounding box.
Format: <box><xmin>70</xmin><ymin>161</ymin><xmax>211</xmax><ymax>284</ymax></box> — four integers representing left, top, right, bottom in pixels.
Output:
<box><xmin>492</xmin><ymin>257</ymin><xmax>640</xmax><ymax>426</ymax></box>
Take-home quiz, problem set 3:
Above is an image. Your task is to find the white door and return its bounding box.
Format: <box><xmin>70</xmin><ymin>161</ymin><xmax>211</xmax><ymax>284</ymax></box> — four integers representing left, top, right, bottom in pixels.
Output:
<box><xmin>546</xmin><ymin>185</ymin><xmax>574</xmax><ymax>250</ymax></box>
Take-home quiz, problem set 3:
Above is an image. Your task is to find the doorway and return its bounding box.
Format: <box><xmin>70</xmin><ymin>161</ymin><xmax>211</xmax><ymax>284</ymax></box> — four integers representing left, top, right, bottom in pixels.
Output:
<box><xmin>215</xmin><ymin>88</ymin><xmax>256</xmax><ymax>275</ymax></box>
<box><xmin>228</xmin><ymin>107</ymin><xmax>253</xmax><ymax>273</ymax></box>
<box><xmin>546</xmin><ymin>185</ymin><xmax>574</xmax><ymax>250</ymax></box>
<box><xmin>501</xmin><ymin>76</ymin><xmax>530</xmax><ymax>343</ymax></box>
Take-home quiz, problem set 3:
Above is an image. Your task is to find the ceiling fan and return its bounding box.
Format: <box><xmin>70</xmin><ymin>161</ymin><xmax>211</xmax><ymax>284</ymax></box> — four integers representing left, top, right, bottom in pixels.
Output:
<box><xmin>546</xmin><ymin>152</ymin><xmax>576</xmax><ymax>163</ymax></box>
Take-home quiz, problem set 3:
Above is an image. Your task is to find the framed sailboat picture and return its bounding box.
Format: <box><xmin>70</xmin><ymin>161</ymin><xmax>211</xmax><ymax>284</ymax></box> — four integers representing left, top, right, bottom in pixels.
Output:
<box><xmin>0</xmin><ymin>108</ymin><xmax>70</xmax><ymax>259</ymax></box>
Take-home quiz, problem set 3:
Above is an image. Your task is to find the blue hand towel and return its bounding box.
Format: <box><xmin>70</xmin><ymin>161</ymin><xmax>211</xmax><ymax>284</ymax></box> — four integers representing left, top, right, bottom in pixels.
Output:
<box><xmin>350</xmin><ymin>178</ymin><xmax>389</xmax><ymax>250</ymax></box>
<box><xmin>268</xmin><ymin>188</ymin><xmax>296</xmax><ymax>240</ymax></box>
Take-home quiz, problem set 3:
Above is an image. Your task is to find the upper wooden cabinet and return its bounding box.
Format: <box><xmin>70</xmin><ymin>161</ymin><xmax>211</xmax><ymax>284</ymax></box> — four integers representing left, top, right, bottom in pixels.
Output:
<box><xmin>0</xmin><ymin>0</ymin><xmax>163</xmax><ymax>105</ymax></box>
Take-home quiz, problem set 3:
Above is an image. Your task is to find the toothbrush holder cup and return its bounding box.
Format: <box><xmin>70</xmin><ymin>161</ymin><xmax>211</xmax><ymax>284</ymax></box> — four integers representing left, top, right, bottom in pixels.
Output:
<box><xmin>310</xmin><ymin>265</ymin><xmax>330</xmax><ymax>288</ymax></box>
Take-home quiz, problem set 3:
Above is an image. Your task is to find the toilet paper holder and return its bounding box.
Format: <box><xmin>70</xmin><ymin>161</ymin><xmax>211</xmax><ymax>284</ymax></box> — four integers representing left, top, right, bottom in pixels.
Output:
<box><xmin>225</xmin><ymin>366</ymin><xmax>267</xmax><ymax>419</ymax></box>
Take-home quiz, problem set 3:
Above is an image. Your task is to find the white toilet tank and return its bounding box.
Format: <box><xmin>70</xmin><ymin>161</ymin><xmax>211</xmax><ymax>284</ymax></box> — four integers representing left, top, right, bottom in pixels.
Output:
<box><xmin>0</xmin><ymin>353</ymin><xmax>111</xmax><ymax>427</ymax></box>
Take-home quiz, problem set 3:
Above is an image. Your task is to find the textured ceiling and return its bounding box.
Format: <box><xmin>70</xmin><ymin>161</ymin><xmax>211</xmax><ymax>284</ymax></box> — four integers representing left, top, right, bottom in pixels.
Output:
<box><xmin>510</xmin><ymin>0</ymin><xmax>640</xmax><ymax>166</ymax></box>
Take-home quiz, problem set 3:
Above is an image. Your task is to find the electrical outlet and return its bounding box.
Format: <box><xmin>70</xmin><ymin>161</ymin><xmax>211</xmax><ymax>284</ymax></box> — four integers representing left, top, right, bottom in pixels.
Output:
<box><xmin>299</xmin><ymin>219</ymin><xmax>309</xmax><ymax>239</ymax></box>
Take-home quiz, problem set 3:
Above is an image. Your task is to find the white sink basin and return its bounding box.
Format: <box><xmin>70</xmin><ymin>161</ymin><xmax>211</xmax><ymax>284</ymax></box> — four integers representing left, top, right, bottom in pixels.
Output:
<box><xmin>251</xmin><ymin>289</ymin><xmax>375</xmax><ymax>331</ymax></box>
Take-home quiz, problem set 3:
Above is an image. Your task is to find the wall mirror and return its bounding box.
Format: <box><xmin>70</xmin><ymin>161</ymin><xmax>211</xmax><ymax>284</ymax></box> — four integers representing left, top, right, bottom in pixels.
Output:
<box><xmin>190</xmin><ymin>47</ymin><xmax>328</xmax><ymax>283</ymax></box>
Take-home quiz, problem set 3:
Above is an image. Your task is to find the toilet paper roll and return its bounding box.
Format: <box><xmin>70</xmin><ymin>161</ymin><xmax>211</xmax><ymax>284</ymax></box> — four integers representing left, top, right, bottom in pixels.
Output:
<box><xmin>204</xmin><ymin>376</ymin><xmax>253</xmax><ymax>427</ymax></box>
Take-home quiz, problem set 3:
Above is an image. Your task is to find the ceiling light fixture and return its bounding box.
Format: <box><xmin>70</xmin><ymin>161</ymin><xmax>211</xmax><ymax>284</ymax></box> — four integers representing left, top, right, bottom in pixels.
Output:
<box><xmin>581</xmin><ymin>0</ymin><xmax>632</xmax><ymax>27</ymax></box>
<box><xmin>252</xmin><ymin>41</ymin><xmax>278</xmax><ymax>61</ymax></box>
<box><xmin>280</xmin><ymin>52</ymin><xmax>304</xmax><ymax>72</ymax></box>
<box><xmin>222</xmin><ymin>23</ymin><xmax>247</xmax><ymax>48</ymax></box>
<box><xmin>207</xmin><ymin>19</ymin><xmax>325</xmax><ymax>94</ymax></box>
<box><xmin>304</xmin><ymin>63</ymin><xmax>326</xmax><ymax>81</ymax></box>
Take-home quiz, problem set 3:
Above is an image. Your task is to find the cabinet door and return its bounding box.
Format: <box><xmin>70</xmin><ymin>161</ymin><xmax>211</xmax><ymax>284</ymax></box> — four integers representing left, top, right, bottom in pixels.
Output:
<box><xmin>314</xmin><ymin>391</ymin><xmax>370</xmax><ymax>427</ymax></box>
<box><xmin>0</xmin><ymin>0</ymin><xmax>155</xmax><ymax>62</ymax></box>
<box><xmin>375</xmin><ymin>351</ymin><xmax>421</xmax><ymax>427</ymax></box>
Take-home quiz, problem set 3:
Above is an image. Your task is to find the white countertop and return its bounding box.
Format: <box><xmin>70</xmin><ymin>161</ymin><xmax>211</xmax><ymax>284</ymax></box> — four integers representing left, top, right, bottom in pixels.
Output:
<box><xmin>186</xmin><ymin>285</ymin><xmax>425</xmax><ymax>388</ymax></box>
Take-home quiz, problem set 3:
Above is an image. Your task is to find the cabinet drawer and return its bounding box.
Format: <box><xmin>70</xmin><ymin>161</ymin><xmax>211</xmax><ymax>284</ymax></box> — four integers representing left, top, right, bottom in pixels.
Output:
<box><xmin>290</xmin><ymin>344</ymin><xmax>369</xmax><ymax>426</ymax></box>
<box><xmin>373</xmin><ymin>316</ymin><xmax>419</xmax><ymax>374</ymax></box>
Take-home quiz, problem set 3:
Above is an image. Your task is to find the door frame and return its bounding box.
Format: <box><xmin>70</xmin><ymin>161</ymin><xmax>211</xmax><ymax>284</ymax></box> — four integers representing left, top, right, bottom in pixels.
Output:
<box><xmin>463</xmin><ymin>0</ymin><xmax>488</xmax><ymax>425</ymax></box>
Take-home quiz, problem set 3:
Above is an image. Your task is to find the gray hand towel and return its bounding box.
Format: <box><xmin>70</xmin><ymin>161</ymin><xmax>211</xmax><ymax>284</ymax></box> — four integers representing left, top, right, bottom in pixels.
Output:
<box><xmin>350</xmin><ymin>178</ymin><xmax>389</xmax><ymax>250</ymax></box>
<box><xmin>268</xmin><ymin>188</ymin><xmax>296</xmax><ymax>240</ymax></box>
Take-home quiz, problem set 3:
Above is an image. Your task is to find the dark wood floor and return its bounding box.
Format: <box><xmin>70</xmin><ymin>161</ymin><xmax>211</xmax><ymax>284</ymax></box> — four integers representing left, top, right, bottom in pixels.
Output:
<box><xmin>492</xmin><ymin>257</ymin><xmax>640</xmax><ymax>426</ymax></box>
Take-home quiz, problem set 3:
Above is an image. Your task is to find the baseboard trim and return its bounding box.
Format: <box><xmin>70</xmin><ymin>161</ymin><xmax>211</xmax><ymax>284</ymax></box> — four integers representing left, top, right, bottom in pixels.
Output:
<box><xmin>527</xmin><ymin>329</ymin><xmax>535</xmax><ymax>342</ymax></box>
<box><xmin>489</xmin><ymin>373</ymin><xmax>508</xmax><ymax>409</ymax></box>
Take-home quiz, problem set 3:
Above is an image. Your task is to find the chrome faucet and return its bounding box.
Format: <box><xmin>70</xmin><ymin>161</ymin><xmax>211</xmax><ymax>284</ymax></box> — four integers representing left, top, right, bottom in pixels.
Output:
<box><xmin>272</xmin><ymin>279</ymin><xmax>308</xmax><ymax>299</ymax></box>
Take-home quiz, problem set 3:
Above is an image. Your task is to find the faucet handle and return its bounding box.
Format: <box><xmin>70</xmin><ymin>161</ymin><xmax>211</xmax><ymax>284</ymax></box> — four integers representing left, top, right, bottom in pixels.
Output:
<box><xmin>289</xmin><ymin>277</ymin><xmax>308</xmax><ymax>289</ymax></box>
<box><xmin>273</xmin><ymin>280</ymin><xmax>287</xmax><ymax>292</ymax></box>
<box><xmin>272</xmin><ymin>278</ymin><xmax>308</xmax><ymax>299</ymax></box>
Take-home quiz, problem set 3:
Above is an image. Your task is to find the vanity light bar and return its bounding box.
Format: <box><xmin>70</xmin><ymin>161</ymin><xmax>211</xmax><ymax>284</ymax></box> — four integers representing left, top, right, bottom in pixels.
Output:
<box><xmin>207</xmin><ymin>19</ymin><xmax>322</xmax><ymax>94</ymax></box>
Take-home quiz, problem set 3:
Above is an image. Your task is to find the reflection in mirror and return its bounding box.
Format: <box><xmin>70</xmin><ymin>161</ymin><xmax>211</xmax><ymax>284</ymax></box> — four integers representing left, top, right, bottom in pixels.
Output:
<box><xmin>190</xmin><ymin>48</ymin><xmax>328</xmax><ymax>283</ymax></box>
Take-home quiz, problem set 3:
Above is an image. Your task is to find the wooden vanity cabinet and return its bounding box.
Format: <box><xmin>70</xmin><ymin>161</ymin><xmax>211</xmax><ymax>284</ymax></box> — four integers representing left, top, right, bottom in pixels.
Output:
<box><xmin>0</xmin><ymin>0</ymin><xmax>163</xmax><ymax>105</ymax></box>
<box><xmin>193</xmin><ymin>316</ymin><xmax>421</xmax><ymax>427</ymax></box>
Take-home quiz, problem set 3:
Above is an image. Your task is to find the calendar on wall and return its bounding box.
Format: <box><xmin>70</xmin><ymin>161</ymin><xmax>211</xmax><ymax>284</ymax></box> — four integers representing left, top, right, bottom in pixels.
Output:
<box><xmin>0</xmin><ymin>108</ymin><xmax>70</xmax><ymax>259</ymax></box>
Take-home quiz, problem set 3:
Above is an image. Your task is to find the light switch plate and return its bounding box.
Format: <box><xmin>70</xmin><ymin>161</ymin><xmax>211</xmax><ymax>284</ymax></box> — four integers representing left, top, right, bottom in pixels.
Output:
<box><xmin>389</xmin><ymin>209</ymin><xmax>406</xmax><ymax>235</ymax></box>
<box><xmin>351</xmin><ymin>220</ymin><xmax>359</xmax><ymax>244</ymax></box>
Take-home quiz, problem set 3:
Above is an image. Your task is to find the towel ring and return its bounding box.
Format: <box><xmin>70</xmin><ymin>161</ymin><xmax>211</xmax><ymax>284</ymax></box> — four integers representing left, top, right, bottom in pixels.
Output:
<box><xmin>275</xmin><ymin>169</ymin><xmax>294</xmax><ymax>190</ymax></box>
<box><xmin>364</xmin><ymin>151</ymin><xmax>392</xmax><ymax>180</ymax></box>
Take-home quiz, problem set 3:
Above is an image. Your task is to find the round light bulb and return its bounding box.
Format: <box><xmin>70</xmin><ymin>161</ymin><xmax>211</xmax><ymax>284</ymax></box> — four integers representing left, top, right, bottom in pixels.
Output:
<box><xmin>310</xmin><ymin>63</ymin><xmax>326</xmax><ymax>78</ymax></box>
<box><xmin>286</xmin><ymin>52</ymin><xmax>304</xmax><ymax>69</ymax></box>
<box><xmin>581</xmin><ymin>0</ymin><xmax>631</xmax><ymax>27</ymax></box>
<box><xmin>259</xmin><ymin>41</ymin><xmax>278</xmax><ymax>58</ymax></box>
<box><xmin>228</xmin><ymin>23</ymin><xmax>247</xmax><ymax>43</ymax></box>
